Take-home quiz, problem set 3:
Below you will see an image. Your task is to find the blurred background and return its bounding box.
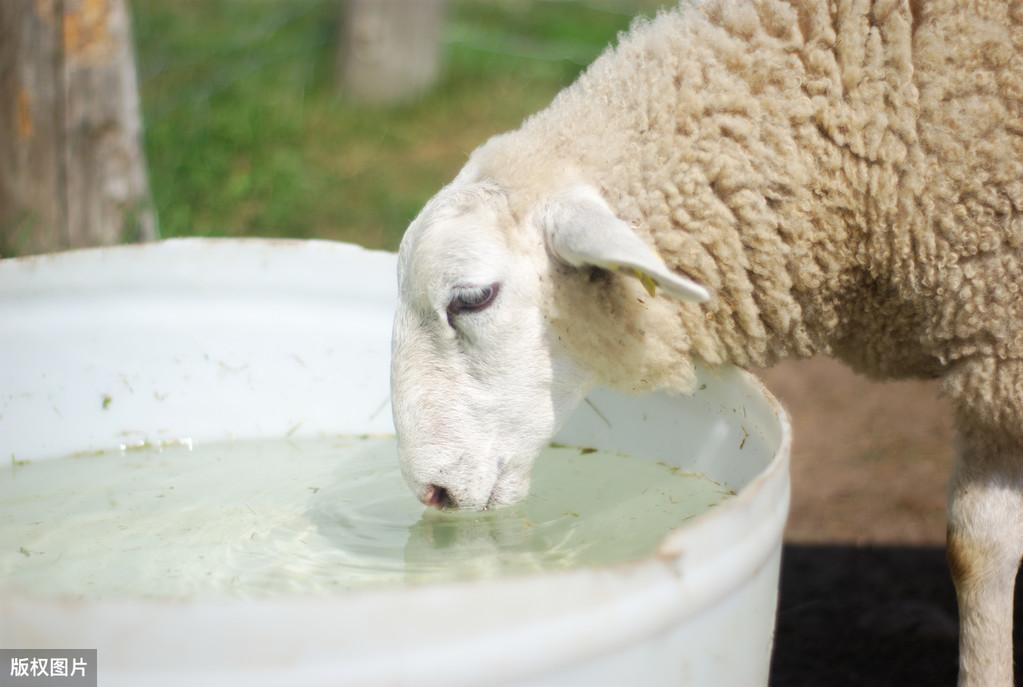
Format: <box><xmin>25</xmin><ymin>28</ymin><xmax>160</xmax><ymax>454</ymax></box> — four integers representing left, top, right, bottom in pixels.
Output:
<box><xmin>133</xmin><ymin>0</ymin><xmax>672</xmax><ymax>249</ymax></box>
<box><xmin>0</xmin><ymin>0</ymin><xmax>954</xmax><ymax>545</ymax></box>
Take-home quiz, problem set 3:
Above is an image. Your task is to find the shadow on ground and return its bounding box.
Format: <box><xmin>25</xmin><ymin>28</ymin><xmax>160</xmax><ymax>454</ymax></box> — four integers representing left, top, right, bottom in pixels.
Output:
<box><xmin>769</xmin><ymin>544</ymin><xmax>1023</xmax><ymax>687</ymax></box>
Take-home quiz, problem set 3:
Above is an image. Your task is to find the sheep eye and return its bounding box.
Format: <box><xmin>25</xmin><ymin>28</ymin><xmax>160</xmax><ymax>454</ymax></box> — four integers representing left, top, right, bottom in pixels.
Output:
<box><xmin>447</xmin><ymin>283</ymin><xmax>499</xmax><ymax>322</ymax></box>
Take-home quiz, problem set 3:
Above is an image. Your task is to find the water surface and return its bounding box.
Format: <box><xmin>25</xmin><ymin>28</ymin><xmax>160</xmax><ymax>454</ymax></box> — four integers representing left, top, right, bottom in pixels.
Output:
<box><xmin>0</xmin><ymin>437</ymin><xmax>732</xmax><ymax>599</ymax></box>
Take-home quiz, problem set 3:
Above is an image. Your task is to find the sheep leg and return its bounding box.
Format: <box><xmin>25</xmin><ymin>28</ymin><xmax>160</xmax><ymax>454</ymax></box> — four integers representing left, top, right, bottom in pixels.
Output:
<box><xmin>947</xmin><ymin>426</ymin><xmax>1023</xmax><ymax>687</ymax></box>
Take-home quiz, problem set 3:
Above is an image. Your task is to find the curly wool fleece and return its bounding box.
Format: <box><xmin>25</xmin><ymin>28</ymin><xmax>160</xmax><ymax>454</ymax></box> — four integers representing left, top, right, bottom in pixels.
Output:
<box><xmin>457</xmin><ymin>0</ymin><xmax>1022</xmax><ymax>436</ymax></box>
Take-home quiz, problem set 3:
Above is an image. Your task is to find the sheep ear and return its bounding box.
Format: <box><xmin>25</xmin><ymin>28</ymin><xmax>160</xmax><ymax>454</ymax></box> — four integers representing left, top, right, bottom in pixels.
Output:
<box><xmin>540</xmin><ymin>186</ymin><xmax>712</xmax><ymax>303</ymax></box>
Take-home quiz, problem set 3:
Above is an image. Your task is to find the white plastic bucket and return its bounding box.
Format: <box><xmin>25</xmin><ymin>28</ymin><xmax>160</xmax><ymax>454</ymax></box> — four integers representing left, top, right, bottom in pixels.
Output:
<box><xmin>0</xmin><ymin>239</ymin><xmax>791</xmax><ymax>687</ymax></box>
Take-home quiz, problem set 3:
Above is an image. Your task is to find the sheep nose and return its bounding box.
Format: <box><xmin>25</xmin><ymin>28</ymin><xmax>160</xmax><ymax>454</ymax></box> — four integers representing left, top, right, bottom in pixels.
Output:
<box><xmin>421</xmin><ymin>484</ymin><xmax>454</xmax><ymax>509</ymax></box>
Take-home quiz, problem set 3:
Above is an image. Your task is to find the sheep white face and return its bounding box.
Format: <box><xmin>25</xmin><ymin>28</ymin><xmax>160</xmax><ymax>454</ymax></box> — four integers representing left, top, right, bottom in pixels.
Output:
<box><xmin>390</xmin><ymin>184</ymin><xmax>593</xmax><ymax>511</ymax></box>
<box><xmin>391</xmin><ymin>181</ymin><xmax>710</xmax><ymax>511</ymax></box>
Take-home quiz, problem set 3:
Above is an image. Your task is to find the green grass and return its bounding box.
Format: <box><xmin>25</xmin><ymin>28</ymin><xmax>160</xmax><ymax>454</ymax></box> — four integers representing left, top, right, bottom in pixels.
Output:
<box><xmin>131</xmin><ymin>0</ymin><xmax>670</xmax><ymax>250</ymax></box>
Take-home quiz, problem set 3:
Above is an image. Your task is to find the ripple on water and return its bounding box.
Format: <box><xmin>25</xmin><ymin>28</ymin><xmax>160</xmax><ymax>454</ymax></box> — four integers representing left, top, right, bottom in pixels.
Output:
<box><xmin>0</xmin><ymin>437</ymin><xmax>733</xmax><ymax>600</ymax></box>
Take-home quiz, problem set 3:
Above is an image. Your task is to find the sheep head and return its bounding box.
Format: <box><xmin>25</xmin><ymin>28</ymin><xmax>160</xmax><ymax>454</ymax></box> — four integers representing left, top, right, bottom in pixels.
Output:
<box><xmin>390</xmin><ymin>181</ymin><xmax>710</xmax><ymax>511</ymax></box>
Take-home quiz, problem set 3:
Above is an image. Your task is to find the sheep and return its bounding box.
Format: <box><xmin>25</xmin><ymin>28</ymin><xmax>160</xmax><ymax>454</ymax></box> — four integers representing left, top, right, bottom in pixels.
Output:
<box><xmin>389</xmin><ymin>1</ymin><xmax>1023</xmax><ymax>685</ymax></box>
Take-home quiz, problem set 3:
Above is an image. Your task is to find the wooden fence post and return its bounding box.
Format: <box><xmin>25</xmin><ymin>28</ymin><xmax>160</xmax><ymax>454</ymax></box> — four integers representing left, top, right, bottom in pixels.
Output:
<box><xmin>0</xmin><ymin>0</ymin><xmax>157</xmax><ymax>257</ymax></box>
<box><xmin>337</xmin><ymin>0</ymin><xmax>446</xmax><ymax>105</ymax></box>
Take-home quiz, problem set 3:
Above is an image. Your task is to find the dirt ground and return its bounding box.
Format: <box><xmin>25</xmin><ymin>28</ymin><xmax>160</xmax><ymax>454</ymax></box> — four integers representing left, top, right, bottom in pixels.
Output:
<box><xmin>757</xmin><ymin>359</ymin><xmax>967</xmax><ymax>685</ymax></box>
<box><xmin>757</xmin><ymin>357</ymin><xmax>955</xmax><ymax>545</ymax></box>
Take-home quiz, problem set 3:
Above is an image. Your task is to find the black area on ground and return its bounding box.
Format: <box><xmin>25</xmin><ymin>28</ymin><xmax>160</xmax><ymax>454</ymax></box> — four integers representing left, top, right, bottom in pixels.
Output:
<box><xmin>770</xmin><ymin>544</ymin><xmax>1023</xmax><ymax>687</ymax></box>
